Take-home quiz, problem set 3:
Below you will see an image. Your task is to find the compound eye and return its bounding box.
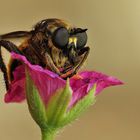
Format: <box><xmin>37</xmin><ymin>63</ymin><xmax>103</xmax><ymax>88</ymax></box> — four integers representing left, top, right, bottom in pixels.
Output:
<box><xmin>76</xmin><ymin>32</ymin><xmax>87</xmax><ymax>49</ymax></box>
<box><xmin>52</xmin><ymin>27</ymin><xmax>69</xmax><ymax>49</ymax></box>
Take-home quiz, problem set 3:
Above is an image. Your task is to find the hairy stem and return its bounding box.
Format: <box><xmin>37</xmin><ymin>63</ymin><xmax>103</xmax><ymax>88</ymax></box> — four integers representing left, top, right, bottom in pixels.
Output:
<box><xmin>41</xmin><ymin>129</ymin><xmax>56</xmax><ymax>140</ymax></box>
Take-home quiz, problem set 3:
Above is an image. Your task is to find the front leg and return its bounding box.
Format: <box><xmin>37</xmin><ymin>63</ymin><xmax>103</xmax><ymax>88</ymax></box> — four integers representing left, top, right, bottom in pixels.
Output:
<box><xmin>44</xmin><ymin>47</ymin><xmax>90</xmax><ymax>79</ymax></box>
<box><xmin>74</xmin><ymin>47</ymin><xmax>90</xmax><ymax>72</ymax></box>
<box><xmin>61</xmin><ymin>47</ymin><xmax>90</xmax><ymax>78</ymax></box>
<box><xmin>45</xmin><ymin>52</ymin><xmax>62</xmax><ymax>75</ymax></box>
<box><xmin>0</xmin><ymin>40</ymin><xmax>23</xmax><ymax>90</ymax></box>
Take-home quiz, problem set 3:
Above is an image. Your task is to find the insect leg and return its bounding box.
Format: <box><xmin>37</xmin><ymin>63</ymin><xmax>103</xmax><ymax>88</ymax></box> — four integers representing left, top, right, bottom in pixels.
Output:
<box><xmin>0</xmin><ymin>40</ymin><xmax>23</xmax><ymax>90</ymax></box>
<box><xmin>61</xmin><ymin>47</ymin><xmax>90</xmax><ymax>78</ymax></box>
<box><xmin>74</xmin><ymin>47</ymin><xmax>90</xmax><ymax>72</ymax></box>
<box><xmin>45</xmin><ymin>47</ymin><xmax>90</xmax><ymax>79</ymax></box>
<box><xmin>45</xmin><ymin>52</ymin><xmax>62</xmax><ymax>75</ymax></box>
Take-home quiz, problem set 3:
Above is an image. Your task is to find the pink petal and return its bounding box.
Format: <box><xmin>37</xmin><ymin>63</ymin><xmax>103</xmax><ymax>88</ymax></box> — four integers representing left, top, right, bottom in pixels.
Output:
<box><xmin>28</xmin><ymin>66</ymin><xmax>65</xmax><ymax>105</ymax></box>
<box><xmin>69</xmin><ymin>71</ymin><xmax>123</xmax><ymax>107</ymax></box>
<box><xmin>5</xmin><ymin>53</ymin><xmax>66</xmax><ymax>105</ymax></box>
<box><xmin>5</xmin><ymin>65</ymin><xmax>26</xmax><ymax>103</ymax></box>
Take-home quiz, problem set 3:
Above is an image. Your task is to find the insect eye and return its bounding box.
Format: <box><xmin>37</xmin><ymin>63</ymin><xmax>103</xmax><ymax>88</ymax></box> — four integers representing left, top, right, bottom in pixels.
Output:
<box><xmin>76</xmin><ymin>32</ymin><xmax>87</xmax><ymax>49</ymax></box>
<box><xmin>52</xmin><ymin>27</ymin><xmax>69</xmax><ymax>49</ymax></box>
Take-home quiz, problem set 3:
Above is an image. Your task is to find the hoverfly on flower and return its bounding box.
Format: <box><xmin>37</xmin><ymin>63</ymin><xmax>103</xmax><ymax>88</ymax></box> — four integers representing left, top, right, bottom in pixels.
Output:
<box><xmin>0</xmin><ymin>19</ymin><xmax>89</xmax><ymax>91</ymax></box>
<box><xmin>0</xmin><ymin>19</ymin><xmax>123</xmax><ymax>140</ymax></box>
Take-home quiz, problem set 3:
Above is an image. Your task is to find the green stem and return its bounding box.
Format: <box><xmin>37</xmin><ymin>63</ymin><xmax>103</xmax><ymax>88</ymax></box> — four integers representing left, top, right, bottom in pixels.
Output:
<box><xmin>41</xmin><ymin>129</ymin><xmax>56</xmax><ymax>140</ymax></box>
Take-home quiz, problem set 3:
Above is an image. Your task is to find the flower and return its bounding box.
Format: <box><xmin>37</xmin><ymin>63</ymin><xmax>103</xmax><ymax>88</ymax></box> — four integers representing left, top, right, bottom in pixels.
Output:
<box><xmin>5</xmin><ymin>53</ymin><xmax>123</xmax><ymax>107</ymax></box>
<box><xmin>4</xmin><ymin>53</ymin><xmax>123</xmax><ymax>139</ymax></box>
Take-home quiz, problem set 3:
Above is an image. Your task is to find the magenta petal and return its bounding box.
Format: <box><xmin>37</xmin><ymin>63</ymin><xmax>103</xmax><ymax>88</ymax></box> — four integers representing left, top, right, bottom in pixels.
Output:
<box><xmin>69</xmin><ymin>71</ymin><xmax>123</xmax><ymax>107</ymax></box>
<box><xmin>8</xmin><ymin>52</ymin><xmax>66</xmax><ymax>105</ymax></box>
<box><xmin>80</xmin><ymin>71</ymin><xmax>123</xmax><ymax>95</ymax></box>
<box><xmin>4</xmin><ymin>65</ymin><xmax>26</xmax><ymax>103</ymax></box>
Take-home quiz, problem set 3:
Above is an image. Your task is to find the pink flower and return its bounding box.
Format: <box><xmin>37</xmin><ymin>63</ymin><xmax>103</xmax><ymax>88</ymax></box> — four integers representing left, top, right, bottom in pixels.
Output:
<box><xmin>5</xmin><ymin>53</ymin><xmax>123</xmax><ymax>109</ymax></box>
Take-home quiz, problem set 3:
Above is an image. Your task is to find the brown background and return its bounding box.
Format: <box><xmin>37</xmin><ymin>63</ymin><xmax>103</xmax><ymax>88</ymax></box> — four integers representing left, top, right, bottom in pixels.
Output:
<box><xmin>0</xmin><ymin>0</ymin><xmax>139</xmax><ymax>140</ymax></box>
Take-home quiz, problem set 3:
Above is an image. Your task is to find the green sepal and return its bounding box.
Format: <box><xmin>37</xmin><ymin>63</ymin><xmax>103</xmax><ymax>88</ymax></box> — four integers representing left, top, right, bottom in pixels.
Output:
<box><xmin>46</xmin><ymin>79</ymin><xmax>72</xmax><ymax>127</ymax></box>
<box><xmin>61</xmin><ymin>84</ymin><xmax>96</xmax><ymax>127</ymax></box>
<box><xmin>25</xmin><ymin>68</ymin><xmax>48</xmax><ymax>129</ymax></box>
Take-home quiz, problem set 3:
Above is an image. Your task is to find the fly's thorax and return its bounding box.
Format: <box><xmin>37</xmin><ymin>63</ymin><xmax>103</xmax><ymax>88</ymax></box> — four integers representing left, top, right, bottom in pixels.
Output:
<box><xmin>46</xmin><ymin>19</ymin><xmax>73</xmax><ymax>32</ymax></box>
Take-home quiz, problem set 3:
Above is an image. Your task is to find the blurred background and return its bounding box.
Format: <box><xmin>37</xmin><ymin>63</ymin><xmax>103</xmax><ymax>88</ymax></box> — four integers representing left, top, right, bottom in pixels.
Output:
<box><xmin>0</xmin><ymin>0</ymin><xmax>140</xmax><ymax>140</ymax></box>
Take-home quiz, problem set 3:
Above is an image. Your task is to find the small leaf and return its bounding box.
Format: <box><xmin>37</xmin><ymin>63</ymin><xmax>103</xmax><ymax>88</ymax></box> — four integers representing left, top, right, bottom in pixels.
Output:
<box><xmin>25</xmin><ymin>67</ymin><xmax>48</xmax><ymax>129</ymax></box>
<box><xmin>61</xmin><ymin>84</ymin><xmax>96</xmax><ymax>127</ymax></box>
<box><xmin>46</xmin><ymin>79</ymin><xmax>72</xmax><ymax>127</ymax></box>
